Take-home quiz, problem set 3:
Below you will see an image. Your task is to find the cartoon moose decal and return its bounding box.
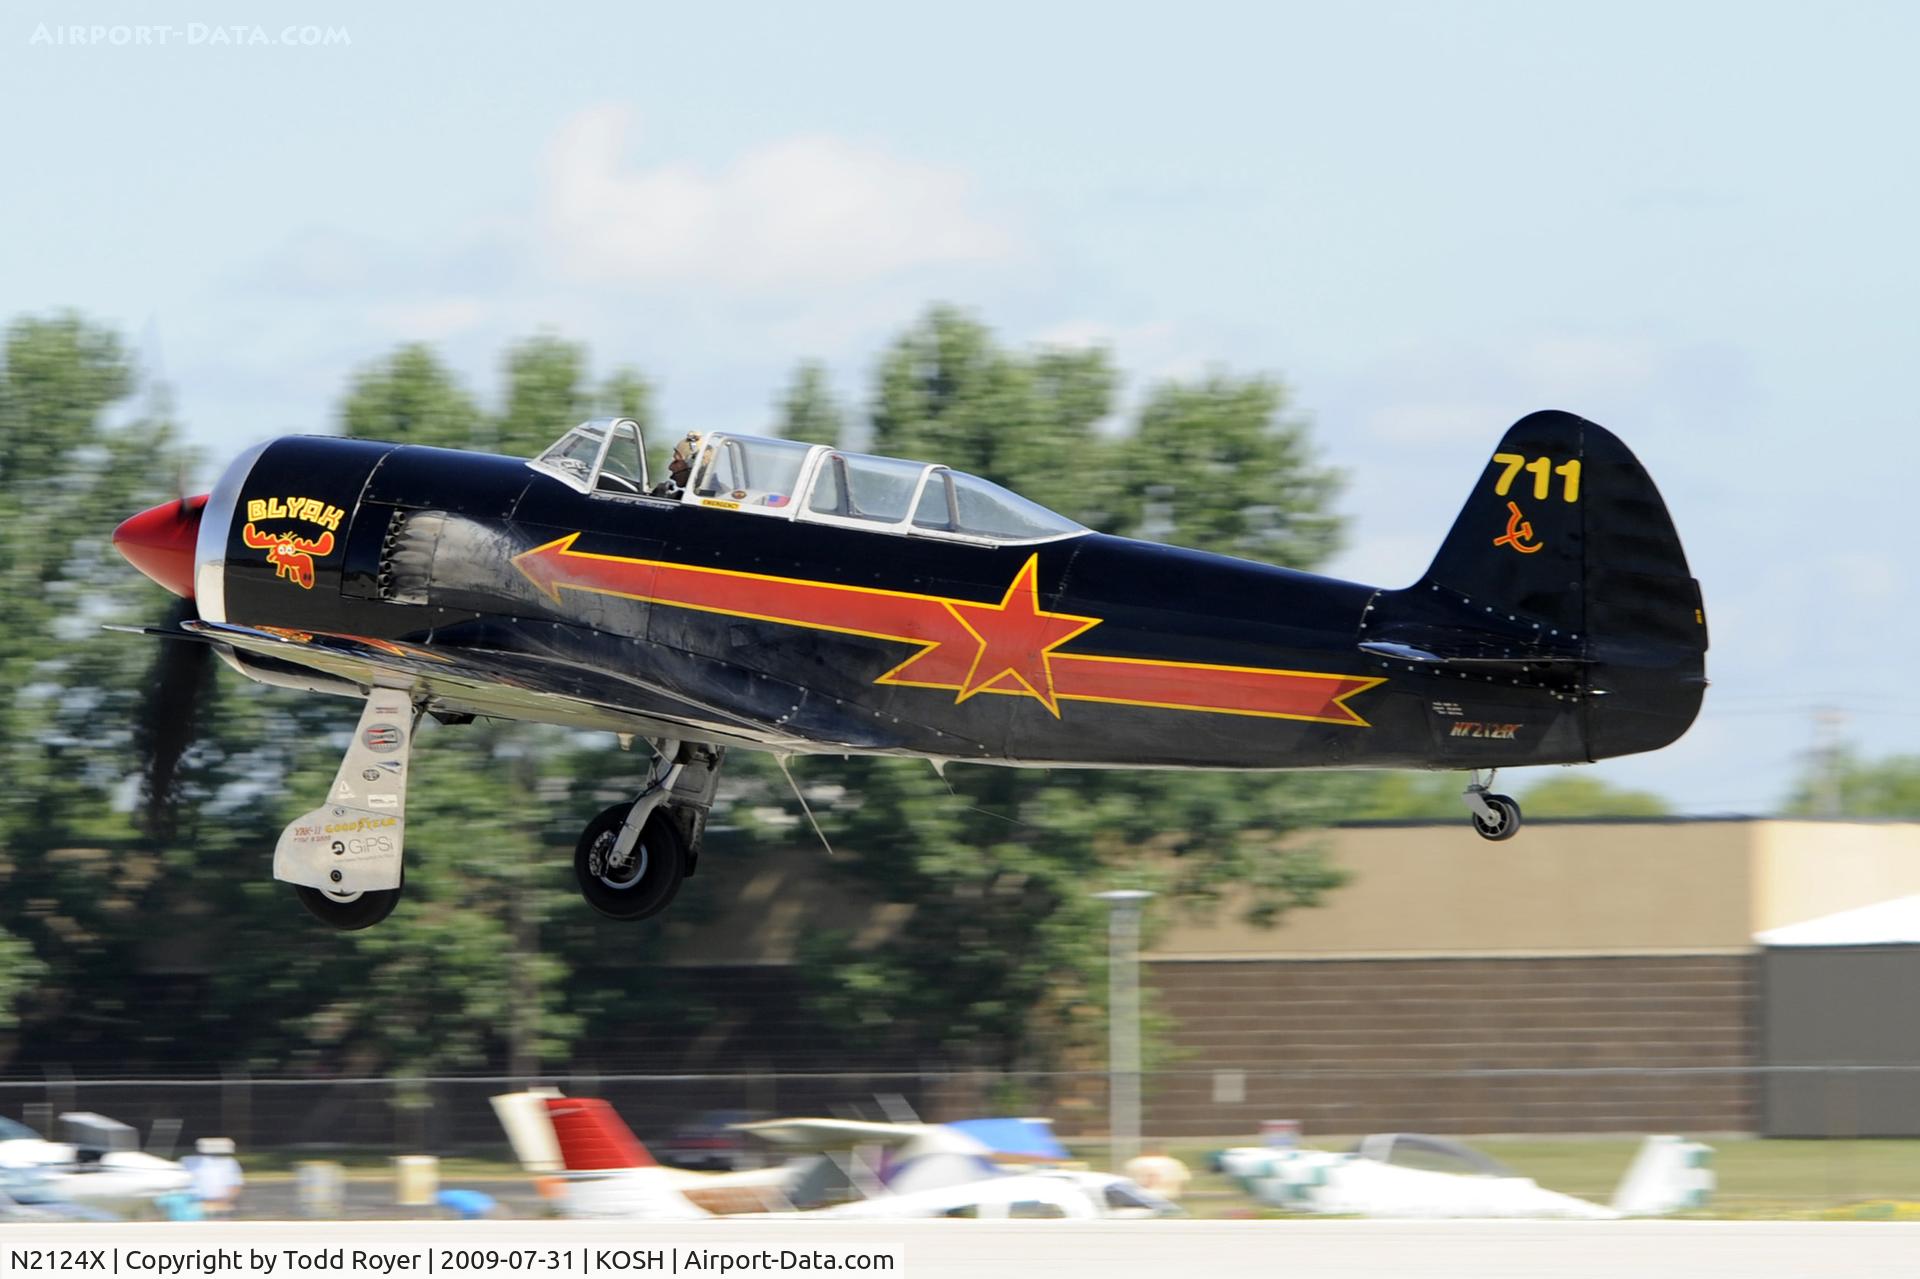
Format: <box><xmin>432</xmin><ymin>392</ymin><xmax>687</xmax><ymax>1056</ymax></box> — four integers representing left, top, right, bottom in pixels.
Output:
<box><xmin>242</xmin><ymin>523</ymin><xmax>335</xmax><ymax>590</ymax></box>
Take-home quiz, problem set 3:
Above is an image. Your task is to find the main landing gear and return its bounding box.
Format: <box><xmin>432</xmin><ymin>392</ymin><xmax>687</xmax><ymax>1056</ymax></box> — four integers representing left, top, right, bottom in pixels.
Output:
<box><xmin>574</xmin><ymin>740</ymin><xmax>725</xmax><ymax>921</ymax></box>
<box><xmin>273</xmin><ymin>687</ymin><xmax>416</xmax><ymax>930</ymax></box>
<box><xmin>1463</xmin><ymin>770</ymin><xmax>1522</xmax><ymax>841</ymax></box>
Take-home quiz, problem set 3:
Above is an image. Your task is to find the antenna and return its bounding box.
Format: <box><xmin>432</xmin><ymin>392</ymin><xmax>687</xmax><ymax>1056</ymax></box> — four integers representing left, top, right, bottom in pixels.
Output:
<box><xmin>1810</xmin><ymin>705</ymin><xmax>1847</xmax><ymax>818</ymax></box>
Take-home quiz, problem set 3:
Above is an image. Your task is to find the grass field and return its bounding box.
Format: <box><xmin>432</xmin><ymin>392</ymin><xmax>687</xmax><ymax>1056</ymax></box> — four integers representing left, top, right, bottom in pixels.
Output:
<box><xmin>237</xmin><ymin>1138</ymin><xmax>1920</xmax><ymax>1219</ymax></box>
<box><xmin>1150</xmin><ymin>1137</ymin><xmax>1920</xmax><ymax>1219</ymax></box>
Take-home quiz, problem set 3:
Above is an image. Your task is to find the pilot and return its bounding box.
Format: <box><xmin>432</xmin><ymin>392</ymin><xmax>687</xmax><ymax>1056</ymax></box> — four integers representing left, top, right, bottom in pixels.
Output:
<box><xmin>652</xmin><ymin>432</ymin><xmax>701</xmax><ymax>498</ymax></box>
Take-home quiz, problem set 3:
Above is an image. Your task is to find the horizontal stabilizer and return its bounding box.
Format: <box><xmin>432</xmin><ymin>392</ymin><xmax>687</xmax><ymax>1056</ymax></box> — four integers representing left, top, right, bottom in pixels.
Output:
<box><xmin>1358</xmin><ymin>640</ymin><xmax>1593</xmax><ymax>667</ymax></box>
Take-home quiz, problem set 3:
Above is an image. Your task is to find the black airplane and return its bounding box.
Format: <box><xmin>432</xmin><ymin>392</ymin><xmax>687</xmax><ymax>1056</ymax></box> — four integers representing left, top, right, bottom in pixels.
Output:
<box><xmin>111</xmin><ymin>409</ymin><xmax>1706</xmax><ymax>930</ymax></box>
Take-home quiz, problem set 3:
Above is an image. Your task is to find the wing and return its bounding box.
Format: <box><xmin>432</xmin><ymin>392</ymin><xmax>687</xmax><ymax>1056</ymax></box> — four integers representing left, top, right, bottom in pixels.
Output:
<box><xmin>145</xmin><ymin>619</ymin><xmax>806</xmax><ymax>748</ymax></box>
<box><xmin>728</xmin><ymin>1119</ymin><xmax>938</xmax><ymax>1150</ymax></box>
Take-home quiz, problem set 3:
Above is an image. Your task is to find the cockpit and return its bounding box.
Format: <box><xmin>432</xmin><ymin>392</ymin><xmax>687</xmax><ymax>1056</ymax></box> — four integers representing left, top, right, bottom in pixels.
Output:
<box><xmin>531</xmin><ymin>419</ymin><xmax>1084</xmax><ymax>545</ymax></box>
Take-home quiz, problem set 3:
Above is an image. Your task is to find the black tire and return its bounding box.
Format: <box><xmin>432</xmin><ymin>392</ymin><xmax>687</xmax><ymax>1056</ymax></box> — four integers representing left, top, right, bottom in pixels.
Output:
<box><xmin>296</xmin><ymin>870</ymin><xmax>402</xmax><ymax>930</ymax></box>
<box><xmin>575</xmin><ymin>803</ymin><xmax>687</xmax><ymax>920</ymax></box>
<box><xmin>1470</xmin><ymin>794</ymin><xmax>1522</xmax><ymax>842</ymax></box>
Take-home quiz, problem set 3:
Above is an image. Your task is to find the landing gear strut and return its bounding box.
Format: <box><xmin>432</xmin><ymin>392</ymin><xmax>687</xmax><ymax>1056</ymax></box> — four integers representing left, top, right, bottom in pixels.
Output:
<box><xmin>275</xmin><ymin>687</ymin><xmax>415</xmax><ymax>930</ymax></box>
<box><xmin>574</xmin><ymin>740</ymin><xmax>724</xmax><ymax>921</ymax></box>
<box><xmin>1463</xmin><ymin>770</ymin><xmax>1522</xmax><ymax>841</ymax></box>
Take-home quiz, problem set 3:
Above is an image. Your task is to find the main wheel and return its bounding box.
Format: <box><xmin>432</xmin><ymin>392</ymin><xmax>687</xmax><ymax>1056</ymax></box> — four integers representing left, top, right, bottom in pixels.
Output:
<box><xmin>1470</xmin><ymin>793</ymin><xmax>1522</xmax><ymax>842</ymax></box>
<box><xmin>575</xmin><ymin>802</ymin><xmax>688</xmax><ymax>920</ymax></box>
<box><xmin>295</xmin><ymin>870</ymin><xmax>402</xmax><ymax>930</ymax></box>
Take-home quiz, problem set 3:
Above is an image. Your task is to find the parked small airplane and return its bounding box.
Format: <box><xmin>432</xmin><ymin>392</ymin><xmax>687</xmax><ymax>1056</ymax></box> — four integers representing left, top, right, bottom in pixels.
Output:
<box><xmin>112</xmin><ymin>410</ymin><xmax>1705</xmax><ymax>928</ymax></box>
<box><xmin>0</xmin><ymin>1114</ymin><xmax>191</xmax><ymax>1217</ymax></box>
<box><xmin>732</xmin><ymin>1115</ymin><xmax>1179</xmax><ymax>1220</ymax></box>
<box><xmin>492</xmin><ymin>1093</ymin><xmax>1178</xmax><ymax>1220</ymax></box>
<box><xmin>1217</xmin><ymin>1132</ymin><xmax>1713</xmax><ymax>1219</ymax></box>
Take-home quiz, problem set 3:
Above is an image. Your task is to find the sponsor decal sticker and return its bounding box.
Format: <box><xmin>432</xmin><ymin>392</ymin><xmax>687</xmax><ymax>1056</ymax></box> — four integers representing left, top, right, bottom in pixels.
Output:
<box><xmin>362</xmin><ymin>768</ymin><xmax>382</xmax><ymax>782</ymax></box>
<box><xmin>368</xmin><ymin>793</ymin><xmax>398</xmax><ymax>809</ymax></box>
<box><xmin>323</xmin><ymin>816</ymin><xmax>397</xmax><ymax>833</ymax></box>
<box><xmin>363</xmin><ymin>723</ymin><xmax>402</xmax><ymax>753</ymax></box>
<box><xmin>329</xmin><ymin>834</ymin><xmax>395</xmax><ymax>857</ymax></box>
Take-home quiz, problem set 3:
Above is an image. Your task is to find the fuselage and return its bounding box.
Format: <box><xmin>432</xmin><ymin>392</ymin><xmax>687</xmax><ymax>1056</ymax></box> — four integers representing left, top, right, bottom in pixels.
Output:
<box><xmin>183</xmin><ymin>434</ymin><xmax>1617</xmax><ymax>771</ymax></box>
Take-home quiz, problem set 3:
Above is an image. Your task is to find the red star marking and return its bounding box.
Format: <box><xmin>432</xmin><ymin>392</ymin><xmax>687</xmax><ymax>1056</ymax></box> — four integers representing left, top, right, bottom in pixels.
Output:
<box><xmin>943</xmin><ymin>554</ymin><xmax>1101</xmax><ymax>717</ymax></box>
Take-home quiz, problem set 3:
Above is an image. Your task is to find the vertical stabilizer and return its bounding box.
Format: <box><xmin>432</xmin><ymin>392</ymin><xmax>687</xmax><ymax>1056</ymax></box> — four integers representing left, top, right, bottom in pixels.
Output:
<box><xmin>1609</xmin><ymin>1135</ymin><xmax>1715</xmax><ymax>1215</ymax></box>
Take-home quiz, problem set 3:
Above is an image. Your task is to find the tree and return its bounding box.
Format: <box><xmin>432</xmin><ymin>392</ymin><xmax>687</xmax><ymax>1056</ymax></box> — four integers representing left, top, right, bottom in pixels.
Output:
<box><xmin>1519</xmin><ymin>775</ymin><xmax>1669</xmax><ymax>819</ymax></box>
<box><xmin>1115</xmin><ymin>374</ymin><xmax>1342</xmax><ymax>567</ymax></box>
<box><xmin>871</xmin><ymin>306</ymin><xmax>1119</xmax><ymax>521</ymax></box>
<box><xmin>779</xmin><ymin>307</ymin><xmax>1351</xmax><ymax>1073</ymax></box>
<box><xmin>0</xmin><ymin>313</ymin><xmax>187</xmax><ymax>1054</ymax></box>
<box><xmin>777</xmin><ymin>361</ymin><xmax>844</xmax><ymax>448</ymax></box>
<box><xmin>338</xmin><ymin>344</ymin><xmax>480</xmax><ymax>448</ymax></box>
<box><xmin>1785</xmin><ymin>749</ymin><xmax>1920</xmax><ymax>818</ymax></box>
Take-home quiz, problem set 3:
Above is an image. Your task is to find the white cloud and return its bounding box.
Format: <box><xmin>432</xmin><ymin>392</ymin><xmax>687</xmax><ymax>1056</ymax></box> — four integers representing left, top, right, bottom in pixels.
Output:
<box><xmin>1367</xmin><ymin>401</ymin><xmax>1499</xmax><ymax>445</ymax></box>
<box><xmin>367</xmin><ymin>298</ymin><xmax>489</xmax><ymax>340</ymax></box>
<box><xmin>540</xmin><ymin>106</ymin><xmax>1014</xmax><ymax>292</ymax></box>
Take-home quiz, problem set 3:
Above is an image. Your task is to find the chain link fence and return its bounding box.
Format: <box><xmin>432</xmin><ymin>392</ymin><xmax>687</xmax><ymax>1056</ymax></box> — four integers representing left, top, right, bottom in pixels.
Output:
<box><xmin>9</xmin><ymin>1065</ymin><xmax>1920</xmax><ymax>1156</ymax></box>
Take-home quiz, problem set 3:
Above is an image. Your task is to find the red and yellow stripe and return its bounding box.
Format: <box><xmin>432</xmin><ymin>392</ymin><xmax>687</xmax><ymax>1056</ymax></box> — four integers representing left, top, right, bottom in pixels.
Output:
<box><xmin>513</xmin><ymin>534</ymin><xmax>1382</xmax><ymax>725</ymax></box>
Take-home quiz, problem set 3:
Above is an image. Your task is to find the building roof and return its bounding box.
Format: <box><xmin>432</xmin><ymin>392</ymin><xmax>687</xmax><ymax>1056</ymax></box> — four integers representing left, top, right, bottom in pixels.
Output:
<box><xmin>1755</xmin><ymin>894</ymin><xmax>1920</xmax><ymax>946</ymax></box>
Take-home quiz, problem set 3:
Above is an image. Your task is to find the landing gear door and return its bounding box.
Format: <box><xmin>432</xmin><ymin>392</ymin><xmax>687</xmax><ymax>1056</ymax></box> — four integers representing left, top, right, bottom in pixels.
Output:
<box><xmin>272</xmin><ymin>689</ymin><xmax>412</xmax><ymax>893</ymax></box>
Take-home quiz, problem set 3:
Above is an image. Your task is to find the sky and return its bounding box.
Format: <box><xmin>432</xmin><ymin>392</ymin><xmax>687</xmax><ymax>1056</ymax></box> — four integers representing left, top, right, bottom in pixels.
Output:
<box><xmin>5</xmin><ymin>1</ymin><xmax>1917</xmax><ymax>813</ymax></box>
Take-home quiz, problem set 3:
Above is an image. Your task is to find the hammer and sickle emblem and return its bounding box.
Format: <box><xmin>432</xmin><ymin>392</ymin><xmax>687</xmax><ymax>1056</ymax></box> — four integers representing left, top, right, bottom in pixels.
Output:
<box><xmin>1492</xmin><ymin>500</ymin><xmax>1543</xmax><ymax>554</ymax></box>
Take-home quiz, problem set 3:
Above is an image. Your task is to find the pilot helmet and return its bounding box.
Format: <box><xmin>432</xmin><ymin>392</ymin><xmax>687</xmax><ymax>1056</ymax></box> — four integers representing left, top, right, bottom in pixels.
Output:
<box><xmin>670</xmin><ymin>432</ymin><xmax>702</xmax><ymax>468</ymax></box>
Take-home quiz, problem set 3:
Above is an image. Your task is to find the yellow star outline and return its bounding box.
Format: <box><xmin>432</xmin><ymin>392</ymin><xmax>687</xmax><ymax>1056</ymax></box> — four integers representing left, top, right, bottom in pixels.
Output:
<box><xmin>943</xmin><ymin>553</ymin><xmax>1102</xmax><ymax>717</ymax></box>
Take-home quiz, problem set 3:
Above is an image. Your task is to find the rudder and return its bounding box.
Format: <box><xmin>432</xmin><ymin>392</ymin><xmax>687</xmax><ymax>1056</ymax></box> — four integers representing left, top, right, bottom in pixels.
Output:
<box><xmin>1368</xmin><ymin>410</ymin><xmax>1707</xmax><ymax>762</ymax></box>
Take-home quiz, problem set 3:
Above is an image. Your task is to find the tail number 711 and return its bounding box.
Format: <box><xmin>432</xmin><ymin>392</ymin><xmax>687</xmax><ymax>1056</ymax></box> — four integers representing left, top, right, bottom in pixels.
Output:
<box><xmin>1492</xmin><ymin>453</ymin><xmax>1581</xmax><ymax>503</ymax></box>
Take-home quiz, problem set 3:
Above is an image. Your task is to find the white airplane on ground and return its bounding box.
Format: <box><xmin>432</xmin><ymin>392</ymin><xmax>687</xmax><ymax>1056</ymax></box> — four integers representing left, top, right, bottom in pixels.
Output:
<box><xmin>491</xmin><ymin>1093</ymin><xmax>792</xmax><ymax>1217</ymax></box>
<box><xmin>1217</xmin><ymin>1132</ymin><xmax>1713</xmax><ymax>1219</ymax></box>
<box><xmin>491</xmin><ymin>1093</ymin><xmax>1179</xmax><ymax>1221</ymax></box>
<box><xmin>0</xmin><ymin>1114</ymin><xmax>192</xmax><ymax>1217</ymax></box>
<box><xmin>732</xmin><ymin>1115</ymin><xmax>1178</xmax><ymax>1219</ymax></box>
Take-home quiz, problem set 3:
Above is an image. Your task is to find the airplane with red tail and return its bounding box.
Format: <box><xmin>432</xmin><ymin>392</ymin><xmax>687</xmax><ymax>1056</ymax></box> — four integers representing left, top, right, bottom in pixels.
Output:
<box><xmin>111</xmin><ymin>410</ymin><xmax>1706</xmax><ymax>929</ymax></box>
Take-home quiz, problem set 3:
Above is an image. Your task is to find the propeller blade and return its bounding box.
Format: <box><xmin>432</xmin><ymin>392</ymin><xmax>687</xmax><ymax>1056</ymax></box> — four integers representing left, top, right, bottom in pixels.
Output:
<box><xmin>134</xmin><ymin>597</ymin><xmax>217</xmax><ymax>837</ymax></box>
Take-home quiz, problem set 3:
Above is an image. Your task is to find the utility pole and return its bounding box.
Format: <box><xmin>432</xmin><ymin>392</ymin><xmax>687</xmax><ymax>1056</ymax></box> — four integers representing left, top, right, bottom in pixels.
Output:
<box><xmin>1094</xmin><ymin>889</ymin><xmax>1154</xmax><ymax>1174</ymax></box>
<box><xmin>1812</xmin><ymin>706</ymin><xmax>1847</xmax><ymax>818</ymax></box>
<box><xmin>507</xmin><ymin>735</ymin><xmax>540</xmax><ymax>1084</ymax></box>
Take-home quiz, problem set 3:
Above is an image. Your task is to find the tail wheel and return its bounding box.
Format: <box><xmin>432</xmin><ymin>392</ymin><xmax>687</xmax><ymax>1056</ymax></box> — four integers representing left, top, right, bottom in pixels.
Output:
<box><xmin>296</xmin><ymin>869</ymin><xmax>403</xmax><ymax>930</ymax></box>
<box><xmin>575</xmin><ymin>803</ymin><xmax>687</xmax><ymax>920</ymax></box>
<box><xmin>1471</xmin><ymin>794</ymin><xmax>1522</xmax><ymax>842</ymax></box>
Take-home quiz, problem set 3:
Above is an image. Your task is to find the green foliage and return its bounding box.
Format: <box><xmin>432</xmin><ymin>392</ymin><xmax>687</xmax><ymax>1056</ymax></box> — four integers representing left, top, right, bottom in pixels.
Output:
<box><xmin>1334</xmin><ymin>770</ymin><xmax>1673</xmax><ymax>822</ymax></box>
<box><xmin>0</xmin><ymin>313</ymin><xmax>182</xmax><ymax>1042</ymax></box>
<box><xmin>1785</xmin><ymin>748</ymin><xmax>1920</xmax><ymax>818</ymax></box>
<box><xmin>871</xmin><ymin>306</ymin><xmax>1119</xmax><ymax>523</ymax></box>
<box><xmin>1340</xmin><ymin>771</ymin><xmax>1465</xmax><ymax>820</ymax></box>
<box><xmin>777</xmin><ymin>361</ymin><xmax>844</xmax><ymax>448</ymax></box>
<box><xmin>339</xmin><ymin>344</ymin><xmax>481</xmax><ymax>449</ymax></box>
<box><xmin>768</xmin><ymin>306</ymin><xmax>1352</xmax><ymax>1069</ymax></box>
<box><xmin>1519</xmin><ymin>774</ymin><xmax>1669</xmax><ymax>818</ymax></box>
<box><xmin>1117</xmin><ymin>375</ymin><xmax>1343</xmax><ymax>566</ymax></box>
<box><xmin>0</xmin><ymin>302</ymin><xmax>1374</xmax><ymax>1080</ymax></box>
<box><xmin>597</xmin><ymin>366</ymin><xmax>655</xmax><ymax>429</ymax></box>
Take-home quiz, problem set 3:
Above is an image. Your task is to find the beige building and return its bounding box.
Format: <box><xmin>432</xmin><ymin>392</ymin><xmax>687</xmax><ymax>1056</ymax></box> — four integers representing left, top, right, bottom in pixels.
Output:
<box><xmin>658</xmin><ymin>819</ymin><xmax>1920</xmax><ymax>1136</ymax></box>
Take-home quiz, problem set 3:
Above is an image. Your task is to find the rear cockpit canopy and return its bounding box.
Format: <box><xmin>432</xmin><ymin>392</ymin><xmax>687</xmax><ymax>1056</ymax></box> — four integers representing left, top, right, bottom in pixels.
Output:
<box><xmin>530</xmin><ymin>423</ymin><xmax>1083</xmax><ymax>546</ymax></box>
